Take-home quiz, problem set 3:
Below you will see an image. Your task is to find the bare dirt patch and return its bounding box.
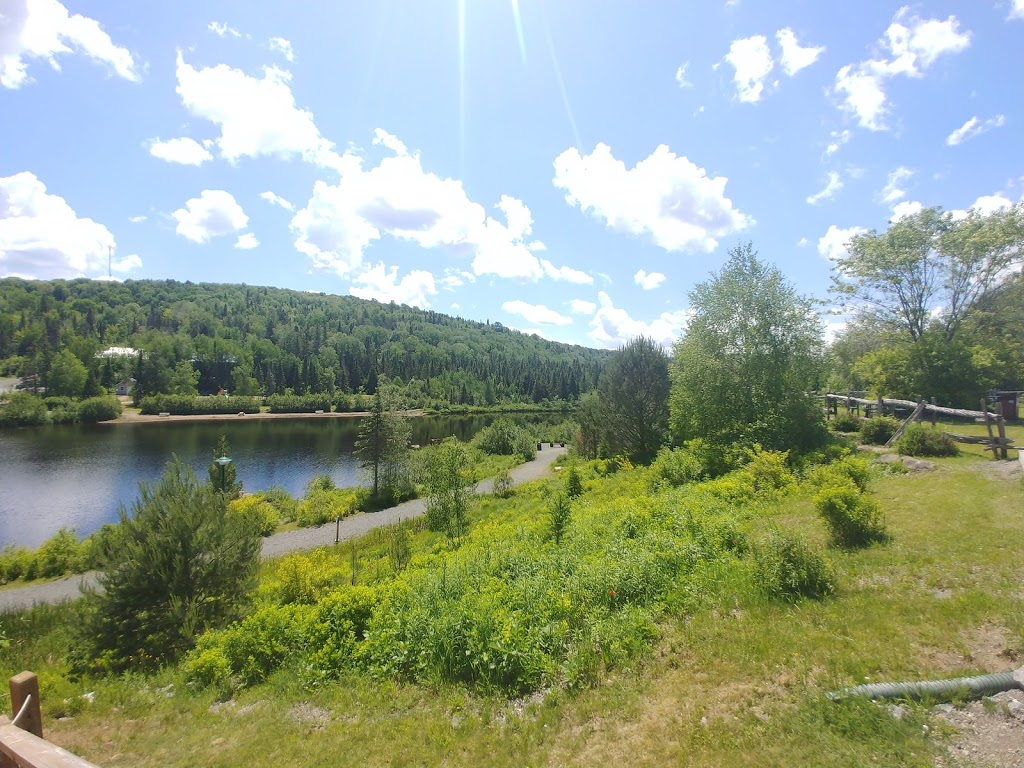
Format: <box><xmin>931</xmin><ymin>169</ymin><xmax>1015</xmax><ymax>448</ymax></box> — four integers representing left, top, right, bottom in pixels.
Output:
<box><xmin>933</xmin><ymin>690</ymin><xmax>1024</xmax><ymax>768</ymax></box>
<box><xmin>287</xmin><ymin>702</ymin><xmax>332</xmax><ymax>730</ymax></box>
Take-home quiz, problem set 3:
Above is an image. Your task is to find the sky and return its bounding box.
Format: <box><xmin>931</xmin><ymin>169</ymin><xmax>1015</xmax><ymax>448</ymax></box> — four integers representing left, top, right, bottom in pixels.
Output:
<box><xmin>1</xmin><ymin>0</ymin><xmax>1022</xmax><ymax>349</ymax></box>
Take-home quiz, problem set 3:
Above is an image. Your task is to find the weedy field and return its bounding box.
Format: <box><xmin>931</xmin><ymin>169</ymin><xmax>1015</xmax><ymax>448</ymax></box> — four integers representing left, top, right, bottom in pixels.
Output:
<box><xmin>2</xmin><ymin>438</ymin><xmax>1022</xmax><ymax>768</ymax></box>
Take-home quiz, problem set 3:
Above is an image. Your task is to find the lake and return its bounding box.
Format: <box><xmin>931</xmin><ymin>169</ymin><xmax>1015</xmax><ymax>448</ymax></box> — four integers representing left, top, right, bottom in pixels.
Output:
<box><xmin>0</xmin><ymin>414</ymin><xmax>559</xmax><ymax>548</ymax></box>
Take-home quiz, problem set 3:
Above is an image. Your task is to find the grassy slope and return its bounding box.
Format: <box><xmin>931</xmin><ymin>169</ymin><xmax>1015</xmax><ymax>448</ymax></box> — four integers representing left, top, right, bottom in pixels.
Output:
<box><xmin>7</xmin><ymin>447</ymin><xmax>1023</xmax><ymax>767</ymax></box>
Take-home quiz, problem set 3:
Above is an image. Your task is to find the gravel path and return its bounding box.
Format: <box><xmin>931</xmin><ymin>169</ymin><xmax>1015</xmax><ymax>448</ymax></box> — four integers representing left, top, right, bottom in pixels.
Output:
<box><xmin>0</xmin><ymin>445</ymin><xmax>566</xmax><ymax>613</ymax></box>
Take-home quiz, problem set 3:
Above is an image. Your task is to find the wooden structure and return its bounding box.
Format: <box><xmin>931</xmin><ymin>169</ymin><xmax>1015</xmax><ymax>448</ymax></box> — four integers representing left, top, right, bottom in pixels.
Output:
<box><xmin>0</xmin><ymin>672</ymin><xmax>98</xmax><ymax>768</ymax></box>
<box><xmin>824</xmin><ymin>393</ymin><xmax>1015</xmax><ymax>460</ymax></box>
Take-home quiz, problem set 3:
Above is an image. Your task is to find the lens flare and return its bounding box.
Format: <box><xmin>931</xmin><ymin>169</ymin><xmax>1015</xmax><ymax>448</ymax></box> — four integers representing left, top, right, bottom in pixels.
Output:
<box><xmin>458</xmin><ymin>0</ymin><xmax>467</xmax><ymax>173</ymax></box>
<box><xmin>511</xmin><ymin>0</ymin><xmax>527</xmax><ymax>64</ymax></box>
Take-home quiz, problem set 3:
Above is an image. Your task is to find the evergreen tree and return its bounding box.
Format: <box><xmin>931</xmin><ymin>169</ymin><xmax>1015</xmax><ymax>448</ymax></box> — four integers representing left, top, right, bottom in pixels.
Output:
<box><xmin>598</xmin><ymin>337</ymin><xmax>670</xmax><ymax>463</ymax></box>
<box><xmin>77</xmin><ymin>458</ymin><xmax>261</xmax><ymax>671</ymax></box>
<box><xmin>354</xmin><ymin>385</ymin><xmax>410</xmax><ymax>498</ymax></box>
<box><xmin>208</xmin><ymin>434</ymin><xmax>242</xmax><ymax>498</ymax></box>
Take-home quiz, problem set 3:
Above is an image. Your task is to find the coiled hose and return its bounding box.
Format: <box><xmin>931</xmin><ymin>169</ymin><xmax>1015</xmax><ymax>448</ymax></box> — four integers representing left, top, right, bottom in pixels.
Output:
<box><xmin>828</xmin><ymin>668</ymin><xmax>1024</xmax><ymax>702</ymax></box>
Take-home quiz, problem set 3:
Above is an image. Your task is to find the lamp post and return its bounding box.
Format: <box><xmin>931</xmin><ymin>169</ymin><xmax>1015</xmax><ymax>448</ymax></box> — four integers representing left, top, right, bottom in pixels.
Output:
<box><xmin>214</xmin><ymin>455</ymin><xmax>232</xmax><ymax>493</ymax></box>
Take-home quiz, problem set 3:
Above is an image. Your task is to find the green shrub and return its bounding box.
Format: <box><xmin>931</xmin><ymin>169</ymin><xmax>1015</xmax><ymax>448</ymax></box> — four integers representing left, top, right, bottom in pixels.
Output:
<box><xmin>814</xmin><ymin>483</ymin><xmax>888</xmax><ymax>548</ymax></box>
<box><xmin>260</xmin><ymin>487</ymin><xmax>298</xmax><ymax>523</ymax></box>
<box><xmin>860</xmin><ymin>416</ymin><xmax>900</xmax><ymax>445</ymax></box>
<box><xmin>474</xmin><ymin>418</ymin><xmax>536</xmax><ymax>461</ymax></box>
<box><xmin>564</xmin><ymin>464</ymin><xmax>584</xmax><ymax>499</ymax></box>
<box><xmin>139</xmin><ymin>395</ymin><xmax>260</xmax><ymax>415</ymax></box>
<box><xmin>739</xmin><ymin>446</ymin><xmax>795</xmax><ymax>496</ymax></box>
<box><xmin>76</xmin><ymin>396</ymin><xmax>122</xmax><ymax>423</ymax></box>
<box><xmin>753</xmin><ymin>530</ymin><xmax>836</xmax><ymax>601</ymax></box>
<box><xmin>550</xmin><ymin>492</ymin><xmax>572</xmax><ymax>544</ymax></box>
<box><xmin>0</xmin><ymin>392</ymin><xmax>49</xmax><ymax>426</ymax></box>
<box><xmin>32</xmin><ymin>527</ymin><xmax>83</xmax><ymax>578</ymax></box>
<box><xmin>830</xmin><ymin>412</ymin><xmax>861</xmax><ymax>432</ymax></box>
<box><xmin>227</xmin><ymin>495</ymin><xmax>280</xmax><ymax>536</ymax></box>
<box><xmin>492</xmin><ymin>468</ymin><xmax>514</xmax><ymax>499</ymax></box>
<box><xmin>648</xmin><ymin>446</ymin><xmax>705</xmax><ymax>490</ymax></box>
<box><xmin>266</xmin><ymin>393</ymin><xmax>333</xmax><ymax>413</ymax></box>
<box><xmin>0</xmin><ymin>545</ymin><xmax>32</xmax><ymax>583</ymax></box>
<box><xmin>895</xmin><ymin>423</ymin><xmax>958</xmax><ymax>457</ymax></box>
<box><xmin>43</xmin><ymin>396</ymin><xmax>74</xmax><ymax>411</ymax></box>
<box><xmin>296</xmin><ymin>488</ymin><xmax>359</xmax><ymax>527</ymax></box>
<box><xmin>807</xmin><ymin>455</ymin><xmax>872</xmax><ymax>492</ymax></box>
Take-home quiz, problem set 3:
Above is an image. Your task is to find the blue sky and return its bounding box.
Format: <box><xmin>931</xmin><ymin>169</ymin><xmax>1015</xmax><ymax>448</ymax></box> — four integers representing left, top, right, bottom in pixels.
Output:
<box><xmin>1</xmin><ymin>0</ymin><xmax>1021</xmax><ymax>349</ymax></box>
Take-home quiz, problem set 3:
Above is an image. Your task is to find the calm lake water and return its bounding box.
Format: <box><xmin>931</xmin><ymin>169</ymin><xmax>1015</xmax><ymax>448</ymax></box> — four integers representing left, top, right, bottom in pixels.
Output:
<box><xmin>0</xmin><ymin>414</ymin><xmax>559</xmax><ymax>548</ymax></box>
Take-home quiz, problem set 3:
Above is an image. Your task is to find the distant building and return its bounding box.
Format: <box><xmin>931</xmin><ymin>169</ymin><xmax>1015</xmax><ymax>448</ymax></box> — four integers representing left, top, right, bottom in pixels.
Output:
<box><xmin>97</xmin><ymin>346</ymin><xmax>139</xmax><ymax>359</ymax></box>
<box><xmin>116</xmin><ymin>378</ymin><xmax>137</xmax><ymax>397</ymax></box>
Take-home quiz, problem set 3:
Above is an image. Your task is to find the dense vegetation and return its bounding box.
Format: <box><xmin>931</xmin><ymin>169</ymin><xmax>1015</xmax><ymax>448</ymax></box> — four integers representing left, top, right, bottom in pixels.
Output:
<box><xmin>0</xmin><ymin>278</ymin><xmax>610</xmax><ymax>408</ymax></box>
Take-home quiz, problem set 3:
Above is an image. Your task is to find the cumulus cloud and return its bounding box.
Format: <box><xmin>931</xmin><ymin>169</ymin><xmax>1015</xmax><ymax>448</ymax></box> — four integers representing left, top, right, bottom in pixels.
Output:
<box><xmin>128</xmin><ymin>215</ymin><xmax>147</xmax><ymax>223</ymax></box>
<box><xmin>350</xmin><ymin>263</ymin><xmax>437</xmax><ymax>309</ymax></box>
<box><xmin>553</xmin><ymin>142</ymin><xmax>751</xmax><ymax>253</ymax></box>
<box><xmin>172</xmin><ymin>189</ymin><xmax>249</xmax><ymax>244</ymax></box>
<box><xmin>589</xmin><ymin>292</ymin><xmax>691</xmax><ymax>349</ymax></box>
<box><xmin>208</xmin><ymin>21</ymin><xmax>241</xmax><ymax>38</ymax></box>
<box><xmin>174</xmin><ymin>51</ymin><xmax>344</xmax><ymax>169</ymax></box>
<box><xmin>675</xmin><ymin>62</ymin><xmax>693</xmax><ymax>88</ymax></box>
<box><xmin>269</xmin><ymin>36</ymin><xmax>293</xmax><ymax>62</ymax></box>
<box><xmin>826</xmin><ymin>129</ymin><xmax>851</xmax><ymax>156</ymax></box>
<box><xmin>724</xmin><ymin>35</ymin><xmax>773</xmax><ymax>102</ymax></box>
<box><xmin>502</xmin><ymin>300</ymin><xmax>572</xmax><ymax>326</ymax></box>
<box><xmin>634</xmin><ymin>269</ymin><xmax>666</xmax><ymax>290</ymax></box>
<box><xmin>817</xmin><ymin>224</ymin><xmax>868</xmax><ymax>262</ymax></box>
<box><xmin>879</xmin><ymin>166</ymin><xmax>913</xmax><ymax>203</ymax></box>
<box><xmin>0</xmin><ymin>171</ymin><xmax>120</xmax><ymax>279</ymax></box>
<box><xmin>0</xmin><ymin>0</ymin><xmax>139</xmax><ymax>89</ymax></box>
<box><xmin>890</xmin><ymin>200</ymin><xmax>923</xmax><ymax>221</ymax></box>
<box><xmin>290</xmin><ymin>130</ymin><xmax>583</xmax><ymax>282</ymax></box>
<box><xmin>259</xmin><ymin>190</ymin><xmax>294</xmax><ymax>210</ymax></box>
<box><xmin>945</xmin><ymin>115</ymin><xmax>1006</xmax><ymax>146</ymax></box>
<box><xmin>234</xmin><ymin>232</ymin><xmax>259</xmax><ymax>250</ymax></box>
<box><xmin>950</xmin><ymin>194</ymin><xmax>1016</xmax><ymax>220</ymax></box>
<box><xmin>834</xmin><ymin>8</ymin><xmax>970</xmax><ymax>130</ymax></box>
<box><xmin>806</xmin><ymin>172</ymin><xmax>843</xmax><ymax>205</ymax></box>
<box><xmin>776</xmin><ymin>28</ymin><xmax>824</xmax><ymax>76</ymax></box>
<box><xmin>1012</xmin><ymin>0</ymin><xmax>1024</xmax><ymax>20</ymax></box>
<box><xmin>147</xmin><ymin>137</ymin><xmax>213</xmax><ymax>166</ymax></box>
<box><xmin>570</xmin><ymin>299</ymin><xmax>596</xmax><ymax>315</ymax></box>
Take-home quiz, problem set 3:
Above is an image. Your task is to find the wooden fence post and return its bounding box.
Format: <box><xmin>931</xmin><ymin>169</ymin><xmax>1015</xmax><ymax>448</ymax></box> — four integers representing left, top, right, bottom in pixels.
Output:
<box><xmin>930</xmin><ymin>398</ymin><xmax>937</xmax><ymax>427</ymax></box>
<box><xmin>10</xmin><ymin>671</ymin><xmax>43</xmax><ymax>739</ymax></box>
<box><xmin>980</xmin><ymin>398</ymin><xmax>999</xmax><ymax>460</ymax></box>
<box><xmin>995</xmin><ymin>403</ymin><xmax>1009</xmax><ymax>461</ymax></box>
<box><xmin>877</xmin><ymin>394</ymin><xmax>885</xmax><ymax>418</ymax></box>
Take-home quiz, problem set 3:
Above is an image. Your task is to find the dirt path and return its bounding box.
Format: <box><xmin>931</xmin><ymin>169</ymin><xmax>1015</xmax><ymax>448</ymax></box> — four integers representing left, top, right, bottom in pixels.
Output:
<box><xmin>0</xmin><ymin>446</ymin><xmax>566</xmax><ymax>613</ymax></box>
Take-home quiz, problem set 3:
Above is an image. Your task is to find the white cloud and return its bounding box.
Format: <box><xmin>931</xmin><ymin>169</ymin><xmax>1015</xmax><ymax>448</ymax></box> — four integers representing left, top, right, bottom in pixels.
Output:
<box><xmin>945</xmin><ymin>114</ymin><xmax>1006</xmax><ymax>146</ymax></box>
<box><xmin>879</xmin><ymin>166</ymin><xmax>913</xmax><ymax>203</ymax></box>
<box><xmin>128</xmin><ymin>215</ymin><xmax>147</xmax><ymax>223</ymax></box>
<box><xmin>817</xmin><ymin>224</ymin><xmax>868</xmax><ymax>262</ymax></box>
<box><xmin>569</xmin><ymin>299</ymin><xmax>596</xmax><ymax>315</ymax></box>
<box><xmin>439</xmin><ymin>268</ymin><xmax>474</xmax><ymax>290</ymax></box>
<box><xmin>776</xmin><ymin>28</ymin><xmax>824</xmax><ymax>76</ymax></box>
<box><xmin>172</xmin><ymin>189</ymin><xmax>249</xmax><ymax>244</ymax></box>
<box><xmin>806</xmin><ymin>172</ymin><xmax>843</xmax><ymax>205</ymax></box>
<box><xmin>234</xmin><ymin>232</ymin><xmax>259</xmax><ymax>250</ymax></box>
<box><xmin>259</xmin><ymin>190</ymin><xmax>294</xmax><ymax>211</ymax></box>
<box><xmin>208</xmin><ymin>21</ymin><xmax>241</xmax><ymax>39</ymax></box>
<box><xmin>826</xmin><ymin>129</ymin><xmax>851</xmax><ymax>156</ymax></box>
<box><xmin>890</xmin><ymin>200</ymin><xmax>923</xmax><ymax>221</ymax></box>
<box><xmin>797</xmin><ymin>237</ymin><xmax>810</xmax><ymax>247</ymax></box>
<box><xmin>174</xmin><ymin>51</ymin><xmax>344</xmax><ymax>169</ymax></box>
<box><xmin>834</xmin><ymin>8</ymin><xmax>970</xmax><ymax>131</ymax></box>
<box><xmin>147</xmin><ymin>137</ymin><xmax>213</xmax><ymax>166</ymax></box>
<box><xmin>269</xmin><ymin>36</ymin><xmax>293</xmax><ymax>62</ymax></box>
<box><xmin>502</xmin><ymin>300</ymin><xmax>572</xmax><ymax>326</ymax></box>
<box><xmin>0</xmin><ymin>171</ymin><xmax>115</xmax><ymax>278</ymax></box>
<box><xmin>1011</xmin><ymin>0</ymin><xmax>1024</xmax><ymax>20</ymax></box>
<box><xmin>634</xmin><ymin>269</ymin><xmax>666</xmax><ymax>290</ymax></box>
<box><xmin>0</xmin><ymin>0</ymin><xmax>139</xmax><ymax>89</ymax></box>
<box><xmin>724</xmin><ymin>35</ymin><xmax>773</xmax><ymax>102</ymax></box>
<box><xmin>951</xmin><ymin>193</ymin><xmax>1015</xmax><ymax>220</ymax></box>
<box><xmin>350</xmin><ymin>263</ymin><xmax>437</xmax><ymax>309</ymax></box>
<box><xmin>110</xmin><ymin>253</ymin><xmax>142</xmax><ymax>273</ymax></box>
<box><xmin>823</xmin><ymin>319</ymin><xmax>847</xmax><ymax>345</ymax></box>
<box><xmin>291</xmin><ymin>130</ymin><xmax>580</xmax><ymax>282</ymax></box>
<box><xmin>553</xmin><ymin>142</ymin><xmax>751</xmax><ymax>253</ymax></box>
<box><xmin>589</xmin><ymin>291</ymin><xmax>690</xmax><ymax>349</ymax></box>
<box><xmin>675</xmin><ymin>62</ymin><xmax>693</xmax><ymax>88</ymax></box>
<box><xmin>540</xmin><ymin>258</ymin><xmax>592</xmax><ymax>284</ymax></box>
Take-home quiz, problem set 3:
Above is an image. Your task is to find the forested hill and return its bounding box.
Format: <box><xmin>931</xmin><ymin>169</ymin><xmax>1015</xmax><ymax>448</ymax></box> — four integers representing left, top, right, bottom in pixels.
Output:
<box><xmin>0</xmin><ymin>278</ymin><xmax>611</xmax><ymax>406</ymax></box>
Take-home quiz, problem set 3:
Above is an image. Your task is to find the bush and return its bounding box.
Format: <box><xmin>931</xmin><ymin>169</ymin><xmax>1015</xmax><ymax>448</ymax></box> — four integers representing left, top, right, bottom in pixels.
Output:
<box><xmin>31</xmin><ymin>527</ymin><xmax>83</xmax><ymax>578</ymax></box>
<box><xmin>0</xmin><ymin>545</ymin><xmax>32</xmax><ymax>583</ymax></box>
<box><xmin>806</xmin><ymin>455</ymin><xmax>872</xmax><ymax>493</ymax></box>
<box><xmin>564</xmin><ymin>464</ymin><xmax>584</xmax><ymax>499</ymax></box>
<box><xmin>261</xmin><ymin>486</ymin><xmax>298</xmax><ymax>523</ymax></box>
<box><xmin>76</xmin><ymin>396</ymin><xmax>122</xmax><ymax>423</ymax></box>
<box><xmin>550</xmin><ymin>492</ymin><xmax>572</xmax><ymax>544</ymax></box>
<box><xmin>139</xmin><ymin>395</ymin><xmax>261</xmax><ymax>415</ymax></box>
<box><xmin>895</xmin><ymin>423</ymin><xmax>958</xmax><ymax>457</ymax></box>
<box><xmin>753</xmin><ymin>530</ymin><xmax>836</xmax><ymax>602</ymax></box>
<box><xmin>474</xmin><ymin>418</ymin><xmax>536</xmax><ymax>461</ymax></box>
<box><xmin>266</xmin><ymin>393</ymin><xmax>333</xmax><ymax>413</ymax></box>
<box><xmin>830</xmin><ymin>412</ymin><xmax>861</xmax><ymax>432</ymax></box>
<box><xmin>648</xmin><ymin>446</ymin><xmax>705</xmax><ymax>490</ymax></box>
<box><xmin>492</xmin><ymin>468</ymin><xmax>514</xmax><ymax>499</ymax></box>
<box><xmin>860</xmin><ymin>416</ymin><xmax>900</xmax><ymax>445</ymax></box>
<box><xmin>0</xmin><ymin>392</ymin><xmax>49</xmax><ymax>426</ymax></box>
<box><xmin>739</xmin><ymin>446</ymin><xmax>795</xmax><ymax>496</ymax></box>
<box><xmin>228</xmin><ymin>495</ymin><xmax>280</xmax><ymax>536</ymax></box>
<box><xmin>814</xmin><ymin>483</ymin><xmax>888</xmax><ymax>548</ymax></box>
<box><xmin>296</xmin><ymin>488</ymin><xmax>359</xmax><ymax>527</ymax></box>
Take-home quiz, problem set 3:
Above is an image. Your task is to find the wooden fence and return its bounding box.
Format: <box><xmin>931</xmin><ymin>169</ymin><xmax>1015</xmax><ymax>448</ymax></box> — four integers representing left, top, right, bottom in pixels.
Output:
<box><xmin>824</xmin><ymin>393</ymin><xmax>1015</xmax><ymax>460</ymax></box>
<box><xmin>0</xmin><ymin>672</ymin><xmax>98</xmax><ymax>768</ymax></box>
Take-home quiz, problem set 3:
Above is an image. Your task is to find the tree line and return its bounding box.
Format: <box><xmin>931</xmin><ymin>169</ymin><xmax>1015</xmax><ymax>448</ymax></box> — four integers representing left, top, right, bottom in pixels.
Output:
<box><xmin>0</xmin><ymin>278</ymin><xmax>610</xmax><ymax>408</ymax></box>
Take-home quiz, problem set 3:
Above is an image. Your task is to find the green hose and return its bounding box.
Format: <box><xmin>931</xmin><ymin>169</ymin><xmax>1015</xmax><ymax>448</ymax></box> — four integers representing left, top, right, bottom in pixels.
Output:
<box><xmin>828</xmin><ymin>668</ymin><xmax>1023</xmax><ymax>702</ymax></box>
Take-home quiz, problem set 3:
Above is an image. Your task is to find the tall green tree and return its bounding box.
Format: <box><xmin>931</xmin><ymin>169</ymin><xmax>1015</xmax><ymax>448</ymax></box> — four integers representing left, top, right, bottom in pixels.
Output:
<box><xmin>167</xmin><ymin>360</ymin><xmax>200</xmax><ymax>395</ymax></box>
<box><xmin>573</xmin><ymin>391</ymin><xmax>603</xmax><ymax>460</ymax></box>
<box><xmin>598</xmin><ymin>336</ymin><xmax>670</xmax><ymax>463</ymax></box>
<box><xmin>424</xmin><ymin>438</ymin><xmax>472</xmax><ymax>545</ymax></box>
<box><xmin>354</xmin><ymin>384</ymin><xmax>411</xmax><ymax>497</ymax></box>
<box><xmin>671</xmin><ymin>243</ymin><xmax>826</xmax><ymax>454</ymax></box>
<box><xmin>47</xmin><ymin>348</ymin><xmax>87</xmax><ymax>397</ymax></box>
<box><xmin>208</xmin><ymin>434</ymin><xmax>242</xmax><ymax>498</ymax></box>
<box><xmin>77</xmin><ymin>458</ymin><xmax>261</xmax><ymax>671</ymax></box>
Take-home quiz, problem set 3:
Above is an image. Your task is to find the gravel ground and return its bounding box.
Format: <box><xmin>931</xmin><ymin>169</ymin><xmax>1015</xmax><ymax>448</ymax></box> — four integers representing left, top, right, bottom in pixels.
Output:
<box><xmin>0</xmin><ymin>446</ymin><xmax>566</xmax><ymax>613</ymax></box>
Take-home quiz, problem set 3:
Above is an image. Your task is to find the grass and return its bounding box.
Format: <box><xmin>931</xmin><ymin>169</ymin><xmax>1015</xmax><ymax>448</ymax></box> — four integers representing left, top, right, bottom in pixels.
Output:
<box><xmin>2</xmin><ymin>449</ymin><xmax>1022</xmax><ymax>767</ymax></box>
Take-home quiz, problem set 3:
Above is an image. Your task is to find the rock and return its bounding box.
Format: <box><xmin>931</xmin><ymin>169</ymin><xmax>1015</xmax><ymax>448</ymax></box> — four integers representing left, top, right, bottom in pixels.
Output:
<box><xmin>889</xmin><ymin>704</ymin><xmax>909</xmax><ymax>720</ymax></box>
<box><xmin>933</xmin><ymin>703</ymin><xmax>955</xmax><ymax>715</ymax></box>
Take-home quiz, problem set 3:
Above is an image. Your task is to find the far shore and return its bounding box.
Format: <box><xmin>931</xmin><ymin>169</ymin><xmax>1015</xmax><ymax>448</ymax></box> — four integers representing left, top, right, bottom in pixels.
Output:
<box><xmin>104</xmin><ymin>408</ymin><xmax>425</xmax><ymax>425</ymax></box>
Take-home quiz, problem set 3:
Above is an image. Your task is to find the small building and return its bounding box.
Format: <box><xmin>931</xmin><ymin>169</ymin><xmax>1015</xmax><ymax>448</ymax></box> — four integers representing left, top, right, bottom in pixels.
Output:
<box><xmin>96</xmin><ymin>346</ymin><xmax>139</xmax><ymax>359</ymax></box>
<box><xmin>993</xmin><ymin>391</ymin><xmax>1021</xmax><ymax>421</ymax></box>
<box><xmin>116</xmin><ymin>378</ymin><xmax>136</xmax><ymax>397</ymax></box>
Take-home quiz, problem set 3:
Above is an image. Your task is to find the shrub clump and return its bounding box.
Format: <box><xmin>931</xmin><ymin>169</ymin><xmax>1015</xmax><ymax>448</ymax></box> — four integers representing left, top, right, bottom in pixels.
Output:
<box><xmin>474</xmin><ymin>418</ymin><xmax>536</xmax><ymax>461</ymax></box>
<box><xmin>753</xmin><ymin>530</ymin><xmax>836</xmax><ymax>602</ymax></box>
<box><xmin>895</xmin><ymin>423</ymin><xmax>958</xmax><ymax>457</ymax></box>
<box><xmin>830</xmin><ymin>412</ymin><xmax>861</xmax><ymax>432</ymax></box>
<box><xmin>814</xmin><ymin>483</ymin><xmax>888</xmax><ymax>548</ymax></box>
<box><xmin>492</xmin><ymin>468</ymin><xmax>514</xmax><ymax>499</ymax></box>
<box><xmin>648</xmin><ymin>446</ymin><xmax>706</xmax><ymax>490</ymax></box>
<box><xmin>860</xmin><ymin>416</ymin><xmax>900</xmax><ymax>445</ymax></box>
<box><xmin>76</xmin><ymin>396</ymin><xmax>122</xmax><ymax>423</ymax></box>
<box><xmin>806</xmin><ymin>455</ymin><xmax>872</xmax><ymax>493</ymax></box>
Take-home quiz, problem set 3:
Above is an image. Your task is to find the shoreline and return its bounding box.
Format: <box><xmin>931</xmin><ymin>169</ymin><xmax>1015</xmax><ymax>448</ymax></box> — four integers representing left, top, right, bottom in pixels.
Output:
<box><xmin>104</xmin><ymin>409</ymin><xmax>399</xmax><ymax>425</ymax></box>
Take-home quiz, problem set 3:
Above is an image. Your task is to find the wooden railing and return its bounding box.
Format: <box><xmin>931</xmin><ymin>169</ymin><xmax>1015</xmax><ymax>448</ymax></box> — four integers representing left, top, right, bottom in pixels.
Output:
<box><xmin>0</xmin><ymin>672</ymin><xmax>98</xmax><ymax>768</ymax></box>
